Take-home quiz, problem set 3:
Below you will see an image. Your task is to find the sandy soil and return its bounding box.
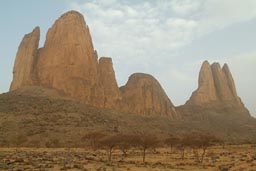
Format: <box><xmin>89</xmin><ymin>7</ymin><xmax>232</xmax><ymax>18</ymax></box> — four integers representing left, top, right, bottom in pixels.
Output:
<box><xmin>0</xmin><ymin>145</ymin><xmax>256</xmax><ymax>171</ymax></box>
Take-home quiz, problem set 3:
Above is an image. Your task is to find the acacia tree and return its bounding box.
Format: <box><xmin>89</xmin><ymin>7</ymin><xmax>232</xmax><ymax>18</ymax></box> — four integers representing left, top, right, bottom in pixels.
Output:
<box><xmin>82</xmin><ymin>131</ymin><xmax>105</xmax><ymax>150</ymax></box>
<box><xmin>118</xmin><ymin>134</ymin><xmax>138</xmax><ymax>156</ymax></box>
<box><xmin>134</xmin><ymin>134</ymin><xmax>158</xmax><ymax>163</ymax></box>
<box><xmin>180</xmin><ymin>132</ymin><xmax>219</xmax><ymax>163</ymax></box>
<box><xmin>99</xmin><ymin>134</ymin><xmax>121</xmax><ymax>162</ymax></box>
<box><xmin>165</xmin><ymin>134</ymin><xmax>180</xmax><ymax>153</ymax></box>
<box><xmin>196</xmin><ymin>133</ymin><xmax>218</xmax><ymax>163</ymax></box>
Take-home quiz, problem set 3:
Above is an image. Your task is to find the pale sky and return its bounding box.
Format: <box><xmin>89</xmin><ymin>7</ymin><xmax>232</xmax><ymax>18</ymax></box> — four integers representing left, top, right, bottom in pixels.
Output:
<box><xmin>0</xmin><ymin>0</ymin><xmax>255</xmax><ymax>116</ymax></box>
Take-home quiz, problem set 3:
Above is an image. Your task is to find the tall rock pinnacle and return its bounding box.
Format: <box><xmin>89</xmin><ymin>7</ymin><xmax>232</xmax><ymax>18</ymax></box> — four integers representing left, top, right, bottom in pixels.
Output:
<box><xmin>222</xmin><ymin>64</ymin><xmax>239</xmax><ymax>102</ymax></box>
<box><xmin>10</xmin><ymin>27</ymin><xmax>40</xmax><ymax>91</ymax></box>
<box><xmin>97</xmin><ymin>57</ymin><xmax>121</xmax><ymax>108</ymax></box>
<box><xmin>120</xmin><ymin>73</ymin><xmax>178</xmax><ymax>118</ymax></box>
<box><xmin>188</xmin><ymin>61</ymin><xmax>217</xmax><ymax>104</ymax></box>
<box><xmin>186</xmin><ymin>60</ymin><xmax>249</xmax><ymax>116</ymax></box>
<box><xmin>36</xmin><ymin>11</ymin><xmax>99</xmax><ymax>104</ymax></box>
<box><xmin>211</xmin><ymin>63</ymin><xmax>233</xmax><ymax>101</ymax></box>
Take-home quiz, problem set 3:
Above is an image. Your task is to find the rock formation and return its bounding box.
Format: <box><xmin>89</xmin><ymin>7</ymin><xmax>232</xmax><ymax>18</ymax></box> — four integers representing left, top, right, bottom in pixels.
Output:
<box><xmin>10</xmin><ymin>27</ymin><xmax>40</xmax><ymax>91</ymax></box>
<box><xmin>36</xmin><ymin>11</ymin><xmax>99</xmax><ymax>105</ymax></box>
<box><xmin>120</xmin><ymin>73</ymin><xmax>178</xmax><ymax>118</ymax></box>
<box><xmin>97</xmin><ymin>57</ymin><xmax>121</xmax><ymax>108</ymax></box>
<box><xmin>186</xmin><ymin>61</ymin><xmax>218</xmax><ymax>105</ymax></box>
<box><xmin>10</xmin><ymin>10</ymin><xmax>177</xmax><ymax>117</ymax></box>
<box><xmin>185</xmin><ymin>60</ymin><xmax>249</xmax><ymax>116</ymax></box>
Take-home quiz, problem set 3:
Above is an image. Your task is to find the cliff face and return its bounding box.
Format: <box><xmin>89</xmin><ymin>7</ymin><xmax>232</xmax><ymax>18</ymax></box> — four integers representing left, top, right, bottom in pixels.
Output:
<box><xmin>10</xmin><ymin>11</ymin><xmax>177</xmax><ymax>117</ymax></box>
<box><xmin>187</xmin><ymin>61</ymin><xmax>217</xmax><ymax>105</ymax></box>
<box><xmin>185</xmin><ymin>61</ymin><xmax>249</xmax><ymax>116</ymax></box>
<box><xmin>36</xmin><ymin>11</ymin><xmax>99</xmax><ymax>104</ymax></box>
<box><xmin>10</xmin><ymin>27</ymin><xmax>40</xmax><ymax>91</ymax></box>
<box><xmin>119</xmin><ymin>73</ymin><xmax>178</xmax><ymax>118</ymax></box>
<box><xmin>97</xmin><ymin>57</ymin><xmax>121</xmax><ymax>108</ymax></box>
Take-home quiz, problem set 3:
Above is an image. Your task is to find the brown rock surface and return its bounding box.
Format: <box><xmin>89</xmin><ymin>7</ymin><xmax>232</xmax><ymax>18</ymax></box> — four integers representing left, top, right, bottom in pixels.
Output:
<box><xmin>10</xmin><ymin>27</ymin><xmax>40</xmax><ymax>91</ymax></box>
<box><xmin>97</xmin><ymin>57</ymin><xmax>121</xmax><ymax>108</ymax></box>
<box><xmin>36</xmin><ymin>11</ymin><xmax>99</xmax><ymax>104</ymax></box>
<box><xmin>222</xmin><ymin>64</ymin><xmax>239</xmax><ymax>102</ymax></box>
<box><xmin>119</xmin><ymin>73</ymin><xmax>178</xmax><ymax>118</ymax></box>
<box><xmin>10</xmin><ymin>11</ymin><xmax>179</xmax><ymax>116</ymax></box>
<box><xmin>187</xmin><ymin>61</ymin><xmax>217</xmax><ymax>105</ymax></box>
<box><xmin>211</xmin><ymin>63</ymin><xmax>233</xmax><ymax>101</ymax></box>
<box><xmin>185</xmin><ymin>61</ymin><xmax>249</xmax><ymax>116</ymax></box>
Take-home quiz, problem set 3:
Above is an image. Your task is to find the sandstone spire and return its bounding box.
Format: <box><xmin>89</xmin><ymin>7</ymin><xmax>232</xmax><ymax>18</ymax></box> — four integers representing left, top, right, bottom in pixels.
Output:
<box><xmin>97</xmin><ymin>57</ymin><xmax>121</xmax><ymax>108</ymax></box>
<box><xmin>36</xmin><ymin>11</ymin><xmax>99</xmax><ymax>104</ymax></box>
<box><xmin>119</xmin><ymin>73</ymin><xmax>178</xmax><ymax>118</ymax></box>
<box><xmin>211</xmin><ymin>63</ymin><xmax>233</xmax><ymax>101</ymax></box>
<box><xmin>186</xmin><ymin>61</ymin><xmax>248</xmax><ymax>112</ymax></box>
<box><xmin>222</xmin><ymin>64</ymin><xmax>238</xmax><ymax>100</ymax></box>
<box><xmin>10</xmin><ymin>27</ymin><xmax>40</xmax><ymax>91</ymax></box>
<box><xmin>187</xmin><ymin>61</ymin><xmax>217</xmax><ymax>105</ymax></box>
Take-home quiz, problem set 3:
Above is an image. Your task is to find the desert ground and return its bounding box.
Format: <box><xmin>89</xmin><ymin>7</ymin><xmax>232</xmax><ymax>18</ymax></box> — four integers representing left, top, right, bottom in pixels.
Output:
<box><xmin>0</xmin><ymin>145</ymin><xmax>256</xmax><ymax>171</ymax></box>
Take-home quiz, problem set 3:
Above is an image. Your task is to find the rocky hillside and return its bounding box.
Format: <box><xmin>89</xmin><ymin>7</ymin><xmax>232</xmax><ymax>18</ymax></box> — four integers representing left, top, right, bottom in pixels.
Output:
<box><xmin>1</xmin><ymin>10</ymin><xmax>255</xmax><ymax>146</ymax></box>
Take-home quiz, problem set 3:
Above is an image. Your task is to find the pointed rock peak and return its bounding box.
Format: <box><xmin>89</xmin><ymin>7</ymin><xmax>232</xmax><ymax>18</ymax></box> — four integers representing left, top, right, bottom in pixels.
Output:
<box><xmin>211</xmin><ymin>62</ymin><xmax>222</xmax><ymax>70</ymax></box>
<box><xmin>32</xmin><ymin>26</ymin><xmax>40</xmax><ymax>34</ymax></box>
<box><xmin>186</xmin><ymin>61</ymin><xmax>249</xmax><ymax>116</ymax></box>
<box><xmin>186</xmin><ymin>60</ymin><xmax>217</xmax><ymax>105</ymax></box>
<box><xmin>222</xmin><ymin>63</ymin><xmax>238</xmax><ymax>99</ymax></box>
<box><xmin>202</xmin><ymin>60</ymin><xmax>210</xmax><ymax>66</ymax></box>
<box><xmin>98</xmin><ymin>57</ymin><xmax>120</xmax><ymax>108</ymax></box>
<box><xmin>222</xmin><ymin>63</ymin><xmax>229</xmax><ymax>69</ymax></box>
<box><xmin>222</xmin><ymin>63</ymin><xmax>231</xmax><ymax>77</ymax></box>
<box><xmin>10</xmin><ymin>27</ymin><xmax>40</xmax><ymax>91</ymax></box>
<box><xmin>199</xmin><ymin>60</ymin><xmax>212</xmax><ymax>83</ymax></box>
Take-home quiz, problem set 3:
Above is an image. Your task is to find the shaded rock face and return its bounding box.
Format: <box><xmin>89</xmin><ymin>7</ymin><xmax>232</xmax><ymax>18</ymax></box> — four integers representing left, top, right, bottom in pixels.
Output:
<box><xmin>10</xmin><ymin>27</ymin><xmax>40</xmax><ymax>91</ymax></box>
<box><xmin>186</xmin><ymin>61</ymin><xmax>249</xmax><ymax>116</ymax></box>
<box><xmin>120</xmin><ymin>73</ymin><xmax>178</xmax><ymax>118</ymax></box>
<box><xmin>10</xmin><ymin>11</ymin><xmax>177</xmax><ymax>117</ymax></box>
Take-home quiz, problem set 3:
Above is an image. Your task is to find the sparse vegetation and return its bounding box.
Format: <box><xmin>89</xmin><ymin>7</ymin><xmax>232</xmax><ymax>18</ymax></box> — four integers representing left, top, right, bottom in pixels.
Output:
<box><xmin>134</xmin><ymin>133</ymin><xmax>159</xmax><ymax>163</ymax></box>
<box><xmin>82</xmin><ymin>131</ymin><xmax>106</xmax><ymax>150</ymax></box>
<box><xmin>99</xmin><ymin>134</ymin><xmax>120</xmax><ymax>162</ymax></box>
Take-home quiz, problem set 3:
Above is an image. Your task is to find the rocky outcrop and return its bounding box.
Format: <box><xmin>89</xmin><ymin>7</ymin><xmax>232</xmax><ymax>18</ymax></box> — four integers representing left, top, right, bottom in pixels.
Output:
<box><xmin>187</xmin><ymin>61</ymin><xmax>217</xmax><ymax>105</ymax></box>
<box><xmin>10</xmin><ymin>11</ymin><xmax>177</xmax><ymax>117</ymax></box>
<box><xmin>222</xmin><ymin>64</ymin><xmax>239</xmax><ymax>102</ymax></box>
<box><xmin>119</xmin><ymin>73</ymin><xmax>178</xmax><ymax>118</ymax></box>
<box><xmin>9</xmin><ymin>11</ymin><xmax>250</xmax><ymax>118</ymax></box>
<box><xmin>185</xmin><ymin>61</ymin><xmax>249</xmax><ymax>116</ymax></box>
<box><xmin>97</xmin><ymin>57</ymin><xmax>121</xmax><ymax>108</ymax></box>
<box><xmin>10</xmin><ymin>27</ymin><xmax>40</xmax><ymax>91</ymax></box>
<box><xmin>211</xmin><ymin>63</ymin><xmax>233</xmax><ymax>101</ymax></box>
<box><xmin>36</xmin><ymin>11</ymin><xmax>99</xmax><ymax>105</ymax></box>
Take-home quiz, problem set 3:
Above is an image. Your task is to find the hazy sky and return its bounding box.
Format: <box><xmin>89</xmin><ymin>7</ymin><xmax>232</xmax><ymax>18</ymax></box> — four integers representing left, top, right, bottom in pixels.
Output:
<box><xmin>1</xmin><ymin>0</ymin><xmax>256</xmax><ymax>116</ymax></box>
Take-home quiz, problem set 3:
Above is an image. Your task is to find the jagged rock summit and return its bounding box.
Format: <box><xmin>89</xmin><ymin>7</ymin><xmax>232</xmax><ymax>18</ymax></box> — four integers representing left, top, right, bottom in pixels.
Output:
<box><xmin>10</xmin><ymin>27</ymin><xmax>40</xmax><ymax>91</ymax></box>
<box><xmin>9</xmin><ymin>10</ymin><xmax>177</xmax><ymax>118</ymax></box>
<box><xmin>185</xmin><ymin>60</ymin><xmax>249</xmax><ymax>116</ymax></box>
